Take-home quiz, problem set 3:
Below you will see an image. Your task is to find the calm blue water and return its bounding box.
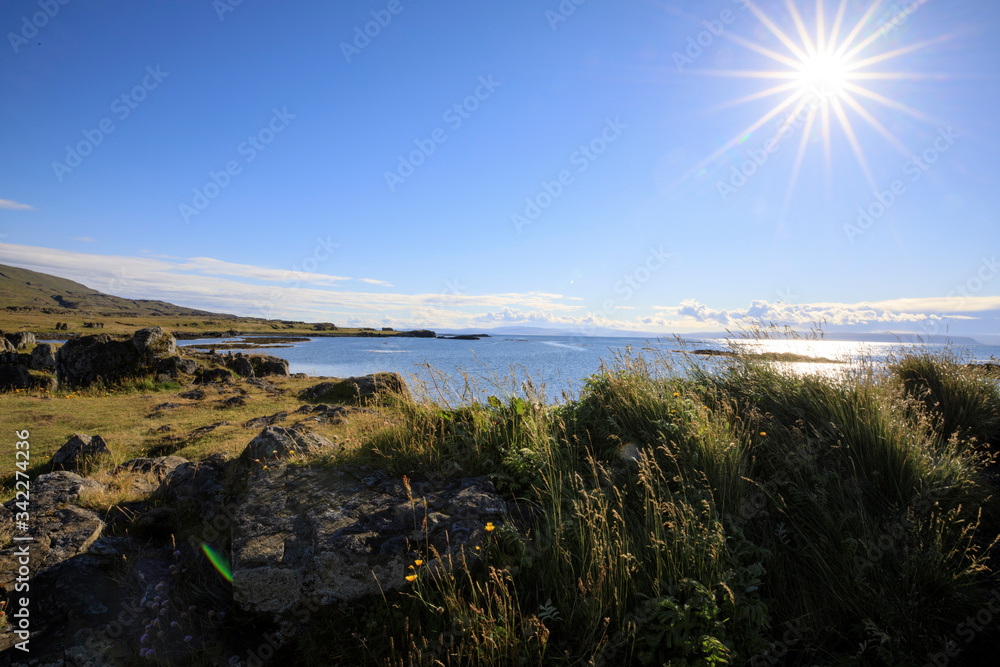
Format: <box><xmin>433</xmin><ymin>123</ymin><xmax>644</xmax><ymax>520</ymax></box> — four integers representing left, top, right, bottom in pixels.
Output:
<box><xmin>179</xmin><ymin>335</ymin><xmax>1000</xmax><ymax>404</ymax></box>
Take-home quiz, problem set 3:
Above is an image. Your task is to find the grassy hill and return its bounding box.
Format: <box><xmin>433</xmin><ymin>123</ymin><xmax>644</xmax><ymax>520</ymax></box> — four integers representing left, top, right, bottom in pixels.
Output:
<box><xmin>0</xmin><ymin>264</ymin><xmax>218</xmax><ymax>316</ymax></box>
<box><xmin>0</xmin><ymin>263</ymin><xmax>396</xmax><ymax>337</ymax></box>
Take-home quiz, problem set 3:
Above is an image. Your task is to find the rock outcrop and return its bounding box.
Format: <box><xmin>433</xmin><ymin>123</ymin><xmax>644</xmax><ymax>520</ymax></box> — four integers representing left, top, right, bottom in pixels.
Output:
<box><xmin>240</xmin><ymin>426</ymin><xmax>337</xmax><ymax>464</ymax></box>
<box><xmin>156</xmin><ymin>355</ymin><xmax>201</xmax><ymax>378</ymax></box>
<box><xmin>0</xmin><ymin>364</ymin><xmax>33</xmax><ymax>391</ymax></box>
<box><xmin>223</xmin><ymin>352</ymin><xmax>291</xmax><ymax>378</ymax></box>
<box><xmin>0</xmin><ymin>472</ymin><xmax>105</xmax><ymax>593</ymax></box>
<box><xmin>55</xmin><ymin>326</ymin><xmax>179</xmax><ymax>387</ymax></box>
<box><xmin>29</xmin><ymin>342</ymin><xmax>57</xmax><ymax>371</ymax></box>
<box><xmin>156</xmin><ymin>453</ymin><xmax>229</xmax><ymax>520</ymax></box>
<box><xmin>231</xmin><ymin>468</ymin><xmax>505</xmax><ymax>613</ymax></box>
<box><xmin>132</xmin><ymin>326</ymin><xmax>177</xmax><ymax>357</ymax></box>
<box><xmin>3</xmin><ymin>331</ymin><xmax>36</xmax><ymax>350</ymax></box>
<box><xmin>49</xmin><ymin>433</ymin><xmax>112</xmax><ymax>472</ymax></box>
<box><xmin>0</xmin><ymin>332</ymin><xmax>55</xmax><ymax>391</ymax></box>
<box><xmin>196</xmin><ymin>368</ymin><xmax>234</xmax><ymax>384</ymax></box>
<box><xmin>300</xmin><ymin>373</ymin><xmax>411</xmax><ymax>404</ymax></box>
<box><xmin>293</xmin><ymin>403</ymin><xmax>363</xmax><ymax>427</ymax></box>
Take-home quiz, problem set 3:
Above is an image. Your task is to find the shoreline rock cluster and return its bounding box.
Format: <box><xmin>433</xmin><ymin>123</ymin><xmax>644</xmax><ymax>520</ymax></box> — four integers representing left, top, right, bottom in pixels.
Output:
<box><xmin>0</xmin><ymin>370</ymin><xmax>505</xmax><ymax>664</ymax></box>
<box><xmin>0</xmin><ymin>327</ymin><xmax>296</xmax><ymax>393</ymax></box>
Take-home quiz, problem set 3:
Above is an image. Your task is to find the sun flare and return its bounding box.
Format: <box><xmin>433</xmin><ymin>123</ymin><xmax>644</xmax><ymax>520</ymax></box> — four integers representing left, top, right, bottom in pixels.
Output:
<box><xmin>795</xmin><ymin>52</ymin><xmax>852</xmax><ymax>98</ymax></box>
<box><xmin>679</xmin><ymin>0</ymin><xmax>949</xmax><ymax>209</ymax></box>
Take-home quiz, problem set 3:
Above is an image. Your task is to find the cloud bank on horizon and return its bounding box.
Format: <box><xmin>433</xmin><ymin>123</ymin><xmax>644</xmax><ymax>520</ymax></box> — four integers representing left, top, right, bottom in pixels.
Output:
<box><xmin>1</xmin><ymin>243</ymin><xmax>996</xmax><ymax>339</ymax></box>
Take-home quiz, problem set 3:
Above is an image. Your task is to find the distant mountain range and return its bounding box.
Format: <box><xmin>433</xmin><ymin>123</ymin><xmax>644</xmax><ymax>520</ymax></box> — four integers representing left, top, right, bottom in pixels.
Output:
<box><xmin>0</xmin><ymin>263</ymin><xmax>222</xmax><ymax>317</ymax></box>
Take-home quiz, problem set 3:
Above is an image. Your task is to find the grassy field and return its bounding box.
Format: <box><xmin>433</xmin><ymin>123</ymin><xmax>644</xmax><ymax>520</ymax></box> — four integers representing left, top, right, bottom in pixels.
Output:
<box><xmin>0</xmin><ymin>373</ymin><xmax>360</xmax><ymax>503</ymax></box>
<box><xmin>2</xmin><ymin>346</ymin><xmax>999</xmax><ymax>665</ymax></box>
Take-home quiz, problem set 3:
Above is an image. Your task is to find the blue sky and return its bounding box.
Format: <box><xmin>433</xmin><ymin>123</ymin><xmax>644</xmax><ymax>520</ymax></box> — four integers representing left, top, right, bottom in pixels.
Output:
<box><xmin>1</xmin><ymin>0</ymin><xmax>999</xmax><ymax>339</ymax></box>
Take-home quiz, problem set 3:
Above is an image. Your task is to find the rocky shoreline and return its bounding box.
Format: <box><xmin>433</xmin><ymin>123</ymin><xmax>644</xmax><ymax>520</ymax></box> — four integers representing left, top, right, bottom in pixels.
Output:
<box><xmin>0</xmin><ymin>327</ymin><xmax>507</xmax><ymax>664</ymax></box>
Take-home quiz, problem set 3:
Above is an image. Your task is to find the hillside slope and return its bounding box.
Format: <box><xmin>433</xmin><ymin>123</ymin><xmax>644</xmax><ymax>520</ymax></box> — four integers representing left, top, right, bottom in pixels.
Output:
<box><xmin>0</xmin><ymin>264</ymin><xmax>218</xmax><ymax>317</ymax></box>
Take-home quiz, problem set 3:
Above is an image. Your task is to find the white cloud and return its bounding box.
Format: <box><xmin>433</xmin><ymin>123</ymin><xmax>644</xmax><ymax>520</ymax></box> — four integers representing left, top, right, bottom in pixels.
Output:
<box><xmin>0</xmin><ymin>199</ymin><xmax>34</xmax><ymax>211</ymax></box>
<box><xmin>0</xmin><ymin>244</ymin><xmax>580</xmax><ymax>326</ymax></box>
<box><xmin>657</xmin><ymin>299</ymin><xmax>950</xmax><ymax>328</ymax></box>
<box><xmin>1</xmin><ymin>243</ymin><xmax>997</xmax><ymax>335</ymax></box>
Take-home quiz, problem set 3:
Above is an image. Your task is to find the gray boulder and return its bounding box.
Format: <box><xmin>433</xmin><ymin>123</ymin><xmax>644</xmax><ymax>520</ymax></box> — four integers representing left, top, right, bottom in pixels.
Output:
<box><xmin>4</xmin><ymin>331</ymin><xmax>36</xmax><ymax>350</ymax></box>
<box><xmin>0</xmin><ymin>472</ymin><xmax>105</xmax><ymax>594</ymax></box>
<box><xmin>156</xmin><ymin>355</ymin><xmax>201</xmax><ymax>378</ymax></box>
<box><xmin>132</xmin><ymin>325</ymin><xmax>177</xmax><ymax>357</ymax></box>
<box><xmin>224</xmin><ymin>353</ymin><xmax>291</xmax><ymax>378</ymax></box>
<box><xmin>56</xmin><ymin>327</ymin><xmax>179</xmax><ymax>388</ymax></box>
<box><xmin>231</xmin><ymin>469</ymin><xmax>505</xmax><ymax>613</ymax></box>
<box><xmin>240</xmin><ymin>426</ymin><xmax>336</xmax><ymax>464</ymax></box>
<box><xmin>0</xmin><ymin>364</ymin><xmax>33</xmax><ymax>391</ymax></box>
<box><xmin>50</xmin><ymin>433</ymin><xmax>112</xmax><ymax>472</ymax></box>
<box><xmin>252</xmin><ymin>355</ymin><xmax>290</xmax><ymax>377</ymax></box>
<box><xmin>196</xmin><ymin>368</ymin><xmax>234</xmax><ymax>384</ymax></box>
<box><xmin>30</xmin><ymin>342</ymin><xmax>57</xmax><ymax>371</ymax></box>
<box><xmin>228</xmin><ymin>354</ymin><xmax>255</xmax><ymax>377</ymax></box>
<box><xmin>300</xmin><ymin>373</ymin><xmax>410</xmax><ymax>404</ymax></box>
<box><xmin>156</xmin><ymin>453</ymin><xmax>229</xmax><ymax>519</ymax></box>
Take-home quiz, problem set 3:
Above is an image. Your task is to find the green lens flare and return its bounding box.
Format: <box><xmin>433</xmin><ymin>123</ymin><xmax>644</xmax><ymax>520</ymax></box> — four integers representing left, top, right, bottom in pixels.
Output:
<box><xmin>201</xmin><ymin>543</ymin><xmax>232</xmax><ymax>583</ymax></box>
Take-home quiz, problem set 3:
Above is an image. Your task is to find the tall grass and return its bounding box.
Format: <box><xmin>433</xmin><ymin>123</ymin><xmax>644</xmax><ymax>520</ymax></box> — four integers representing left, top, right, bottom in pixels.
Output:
<box><xmin>289</xmin><ymin>346</ymin><xmax>1000</xmax><ymax>666</ymax></box>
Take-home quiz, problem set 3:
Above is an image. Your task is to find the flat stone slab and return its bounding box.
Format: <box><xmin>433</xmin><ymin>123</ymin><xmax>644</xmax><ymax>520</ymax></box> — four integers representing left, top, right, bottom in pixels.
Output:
<box><xmin>231</xmin><ymin>466</ymin><xmax>506</xmax><ymax>614</ymax></box>
<box><xmin>0</xmin><ymin>472</ymin><xmax>105</xmax><ymax>593</ymax></box>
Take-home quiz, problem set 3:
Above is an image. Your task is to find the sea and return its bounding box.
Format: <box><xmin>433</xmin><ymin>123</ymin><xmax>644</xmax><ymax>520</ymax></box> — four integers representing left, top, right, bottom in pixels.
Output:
<box><xmin>178</xmin><ymin>334</ymin><xmax>1000</xmax><ymax>405</ymax></box>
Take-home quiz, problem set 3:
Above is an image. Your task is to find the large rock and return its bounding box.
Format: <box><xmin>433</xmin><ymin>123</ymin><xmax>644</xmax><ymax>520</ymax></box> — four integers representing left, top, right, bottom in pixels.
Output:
<box><xmin>29</xmin><ymin>342</ymin><xmax>57</xmax><ymax>371</ymax></box>
<box><xmin>132</xmin><ymin>325</ymin><xmax>177</xmax><ymax>357</ymax></box>
<box><xmin>252</xmin><ymin>355</ymin><xmax>290</xmax><ymax>377</ymax></box>
<box><xmin>196</xmin><ymin>367</ymin><xmax>234</xmax><ymax>384</ymax></box>
<box><xmin>228</xmin><ymin>354</ymin><xmax>255</xmax><ymax>378</ymax></box>
<box><xmin>224</xmin><ymin>353</ymin><xmax>291</xmax><ymax>378</ymax></box>
<box><xmin>4</xmin><ymin>331</ymin><xmax>36</xmax><ymax>350</ymax></box>
<box><xmin>0</xmin><ymin>364</ymin><xmax>33</xmax><ymax>391</ymax></box>
<box><xmin>56</xmin><ymin>327</ymin><xmax>178</xmax><ymax>387</ymax></box>
<box><xmin>156</xmin><ymin>453</ymin><xmax>229</xmax><ymax>519</ymax></box>
<box><xmin>0</xmin><ymin>472</ymin><xmax>105</xmax><ymax>594</ymax></box>
<box><xmin>300</xmin><ymin>373</ymin><xmax>410</xmax><ymax>404</ymax></box>
<box><xmin>240</xmin><ymin>426</ymin><xmax>336</xmax><ymax>464</ymax></box>
<box><xmin>231</xmin><ymin>469</ymin><xmax>505</xmax><ymax>613</ymax></box>
<box><xmin>156</xmin><ymin>355</ymin><xmax>201</xmax><ymax>378</ymax></box>
<box><xmin>50</xmin><ymin>433</ymin><xmax>112</xmax><ymax>472</ymax></box>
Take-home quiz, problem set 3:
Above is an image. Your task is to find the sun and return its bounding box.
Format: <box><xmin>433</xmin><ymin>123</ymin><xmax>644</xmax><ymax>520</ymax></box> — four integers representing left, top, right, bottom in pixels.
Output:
<box><xmin>675</xmin><ymin>0</ymin><xmax>950</xmax><ymax>207</ymax></box>
<box><xmin>795</xmin><ymin>51</ymin><xmax>852</xmax><ymax>98</ymax></box>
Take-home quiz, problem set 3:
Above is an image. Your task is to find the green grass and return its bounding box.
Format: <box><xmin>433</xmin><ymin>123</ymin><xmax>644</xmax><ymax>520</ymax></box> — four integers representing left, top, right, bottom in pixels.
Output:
<box><xmin>0</xmin><ymin>372</ymin><xmax>350</xmax><ymax>502</ymax></box>
<box><xmin>282</xmin><ymin>347</ymin><xmax>1000</xmax><ymax>666</ymax></box>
